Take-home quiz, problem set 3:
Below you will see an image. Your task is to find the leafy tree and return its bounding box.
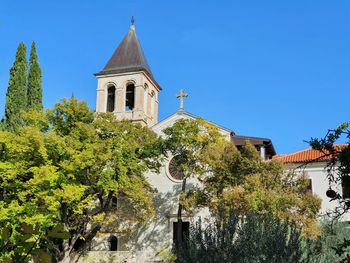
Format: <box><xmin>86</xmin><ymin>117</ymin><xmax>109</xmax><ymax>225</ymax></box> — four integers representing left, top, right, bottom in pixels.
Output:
<box><xmin>163</xmin><ymin>118</ymin><xmax>320</xmax><ymax>250</ymax></box>
<box><xmin>182</xmin><ymin>132</ymin><xmax>321</xmax><ymax>236</ymax></box>
<box><xmin>177</xmin><ymin>210</ymin><xmax>310</xmax><ymax>263</ymax></box>
<box><xmin>163</xmin><ymin>118</ymin><xmax>226</xmax><ymax>245</ymax></box>
<box><xmin>4</xmin><ymin>42</ymin><xmax>27</xmax><ymax>132</ymax></box>
<box><xmin>27</xmin><ymin>42</ymin><xmax>43</xmax><ymax>111</ymax></box>
<box><xmin>0</xmin><ymin>98</ymin><xmax>163</xmax><ymax>262</ymax></box>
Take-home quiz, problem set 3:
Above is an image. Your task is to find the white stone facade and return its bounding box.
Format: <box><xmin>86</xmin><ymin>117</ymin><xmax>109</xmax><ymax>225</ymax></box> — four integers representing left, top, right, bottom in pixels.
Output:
<box><xmin>285</xmin><ymin>162</ymin><xmax>350</xmax><ymax>222</ymax></box>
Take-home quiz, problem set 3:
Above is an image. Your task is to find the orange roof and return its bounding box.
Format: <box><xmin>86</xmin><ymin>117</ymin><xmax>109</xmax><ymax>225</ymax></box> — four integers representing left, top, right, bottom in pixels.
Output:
<box><xmin>273</xmin><ymin>144</ymin><xmax>347</xmax><ymax>163</ymax></box>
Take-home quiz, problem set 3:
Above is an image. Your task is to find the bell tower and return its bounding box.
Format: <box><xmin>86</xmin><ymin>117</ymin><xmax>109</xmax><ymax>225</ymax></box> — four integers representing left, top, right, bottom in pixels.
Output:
<box><xmin>95</xmin><ymin>19</ymin><xmax>161</xmax><ymax>127</ymax></box>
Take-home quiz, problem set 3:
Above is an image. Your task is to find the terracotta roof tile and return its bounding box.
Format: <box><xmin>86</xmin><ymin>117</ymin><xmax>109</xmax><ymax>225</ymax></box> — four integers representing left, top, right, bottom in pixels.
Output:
<box><xmin>273</xmin><ymin>144</ymin><xmax>347</xmax><ymax>163</ymax></box>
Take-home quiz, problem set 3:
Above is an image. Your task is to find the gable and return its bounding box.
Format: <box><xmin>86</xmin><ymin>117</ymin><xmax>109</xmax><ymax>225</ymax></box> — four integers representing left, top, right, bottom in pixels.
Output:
<box><xmin>151</xmin><ymin>111</ymin><xmax>232</xmax><ymax>140</ymax></box>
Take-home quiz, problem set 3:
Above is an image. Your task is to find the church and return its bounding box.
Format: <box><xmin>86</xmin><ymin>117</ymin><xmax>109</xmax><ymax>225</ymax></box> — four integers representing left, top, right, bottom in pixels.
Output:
<box><xmin>85</xmin><ymin>20</ymin><xmax>277</xmax><ymax>262</ymax></box>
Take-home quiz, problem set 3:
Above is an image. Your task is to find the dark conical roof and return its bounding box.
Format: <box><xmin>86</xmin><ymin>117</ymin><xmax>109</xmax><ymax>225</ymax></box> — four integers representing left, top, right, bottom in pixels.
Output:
<box><xmin>96</xmin><ymin>25</ymin><xmax>154</xmax><ymax>79</ymax></box>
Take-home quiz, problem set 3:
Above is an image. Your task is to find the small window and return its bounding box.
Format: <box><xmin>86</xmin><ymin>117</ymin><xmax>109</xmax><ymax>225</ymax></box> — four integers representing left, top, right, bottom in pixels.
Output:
<box><xmin>305</xmin><ymin>179</ymin><xmax>312</xmax><ymax>195</ymax></box>
<box><xmin>107</xmin><ymin>86</ymin><xmax>116</xmax><ymax>112</ymax></box>
<box><xmin>73</xmin><ymin>237</ymin><xmax>85</xmax><ymax>251</ymax></box>
<box><xmin>109</xmin><ymin>235</ymin><xmax>118</xmax><ymax>251</ymax></box>
<box><xmin>342</xmin><ymin>176</ymin><xmax>350</xmax><ymax>198</ymax></box>
<box><xmin>125</xmin><ymin>84</ymin><xmax>135</xmax><ymax>111</ymax></box>
<box><xmin>111</xmin><ymin>196</ymin><xmax>118</xmax><ymax>208</ymax></box>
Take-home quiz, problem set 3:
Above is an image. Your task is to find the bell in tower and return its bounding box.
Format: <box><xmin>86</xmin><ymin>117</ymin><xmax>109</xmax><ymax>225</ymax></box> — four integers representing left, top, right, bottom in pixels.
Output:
<box><xmin>95</xmin><ymin>18</ymin><xmax>161</xmax><ymax>127</ymax></box>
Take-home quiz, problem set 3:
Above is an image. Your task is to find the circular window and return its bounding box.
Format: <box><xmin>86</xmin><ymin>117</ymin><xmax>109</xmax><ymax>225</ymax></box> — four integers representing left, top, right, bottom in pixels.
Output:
<box><xmin>168</xmin><ymin>156</ymin><xmax>185</xmax><ymax>181</ymax></box>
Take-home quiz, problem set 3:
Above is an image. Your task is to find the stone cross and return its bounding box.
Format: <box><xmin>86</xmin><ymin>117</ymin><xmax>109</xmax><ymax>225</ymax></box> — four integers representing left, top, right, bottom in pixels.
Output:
<box><xmin>176</xmin><ymin>89</ymin><xmax>188</xmax><ymax>111</ymax></box>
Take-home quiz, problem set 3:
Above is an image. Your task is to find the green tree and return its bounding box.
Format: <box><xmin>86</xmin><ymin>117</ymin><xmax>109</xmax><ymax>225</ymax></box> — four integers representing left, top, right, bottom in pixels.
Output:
<box><xmin>27</xmin><ymin>42</ymin><xmax>43</xmax><ymax>111</ymax></box>
<box><xmin>4</xmin><ymin>42</ymin><xmax>27</xmax><ymax>132</ymax></box>
<box><xmin>164</xmin><ymin>119</ymin><xmax>321</xmax><ymax>237</ymax></box>
<box><xmin>163</xmin><ymin>118</ymin><xmax>226</xmax><ymax>245</ymax></box>
<box><xmin>177</xmin><ymin>210</ymin><xmax>310</xmax><ymax>263</ymax></box>
<box><xmin>0</xmin><ymin>98</ymin><xmax>164</xmax><ymax>262</ymax></box>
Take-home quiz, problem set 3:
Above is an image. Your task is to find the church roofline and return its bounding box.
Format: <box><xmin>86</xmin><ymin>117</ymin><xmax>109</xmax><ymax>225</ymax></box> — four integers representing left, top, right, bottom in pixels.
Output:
<box><xmin>152</xmin><ymin>110</ymin><xmax>233</xmax><ymax>134</ymax></box>
<box><xmin>153</xmin><ymin>111</ymin><xmax>277</xmax><ymax>156</ymax></box>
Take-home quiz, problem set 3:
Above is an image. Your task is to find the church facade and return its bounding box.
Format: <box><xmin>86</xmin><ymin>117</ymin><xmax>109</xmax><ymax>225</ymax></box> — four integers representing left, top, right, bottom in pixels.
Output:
<box><xmin>83</xmin><ymin>21</ymin><xmax>277</xmax><ymax>262</ymax></box>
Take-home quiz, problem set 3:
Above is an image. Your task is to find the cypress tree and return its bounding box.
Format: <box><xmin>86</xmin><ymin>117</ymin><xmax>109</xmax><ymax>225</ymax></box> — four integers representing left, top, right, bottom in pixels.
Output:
<box><xmin>4</xmin><ymin>42</ymin><xmax>27</xmax><ymax>132</ymax></box>
<box><xmin>27</xmin><ymin>42</ymin><xmax>43</xmax><ymax>111</ymax></box>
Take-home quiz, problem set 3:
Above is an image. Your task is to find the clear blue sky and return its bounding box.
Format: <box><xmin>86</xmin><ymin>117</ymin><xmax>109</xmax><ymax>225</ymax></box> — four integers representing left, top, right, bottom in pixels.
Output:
<box><xmin>1</xmin><ymin>1</ymin><xmax>349</xmax><ymax>154</ymax></box>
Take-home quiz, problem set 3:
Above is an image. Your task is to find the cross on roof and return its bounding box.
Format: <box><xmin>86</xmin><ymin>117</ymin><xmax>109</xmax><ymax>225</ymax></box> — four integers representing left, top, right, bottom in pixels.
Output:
<box><xmin>176</xmin><ymin>89</ymin><xmax>188</xmax><ymax>112</ymax></box>
<box><xmin>131</xmin><ymin>16</ymin><xmax>135</xmax><ymax>26</ymax></box>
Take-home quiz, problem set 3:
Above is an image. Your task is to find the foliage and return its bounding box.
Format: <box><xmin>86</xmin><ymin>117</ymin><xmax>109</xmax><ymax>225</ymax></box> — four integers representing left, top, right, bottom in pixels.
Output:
<box><xmin>27</xmin><ymin>42</ymin><xmax>43</xmax><ymax>111</ymax></box>
<box><xmin>306</xmin><ymin>220</ymin><xmax>350</xmax><ymax>263</ymax></box>
<box><xmin>157</xmin><ymin>246</ymin><xmax>177</xmax><ymax>263</ymax></box>
<box><xmin>163</xmin><ymin>118</ymin><xmax>227</xmax><ymax>244</ymax></box>
<box><xmin>163</xmin><ymin>117</ymin><xmax>320</xmax><ymax>252</ymax></box>
<box><xmin>176</xmin><ymin>210</ymin><xmax>310</xmax><ymax>263</ymax></box>
<box><xmin>0</xmin><ymin>98</ymin><xmax>163</xmax><ymax>262</ymax></box>
<box><xmin>181</xmin><ymin>130</ymin><xmax>321</xmax><ymax>236</ymax></box>
<box><xmin>163</xmin><ymin>118</ymin><xmax>226</xmax><ymax>178</ymax></box>
<box><xmin>4</xmin><ymin>42</ymin><xmax>27</xmax><ymax>132</ymax></box>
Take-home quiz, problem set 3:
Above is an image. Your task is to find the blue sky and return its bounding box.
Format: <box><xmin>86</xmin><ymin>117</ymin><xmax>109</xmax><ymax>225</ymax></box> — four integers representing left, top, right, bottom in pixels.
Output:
<box><xmin>1</xmin><ymin>1</ymin><xmax>349</xmax><ymax>154</ymax></box>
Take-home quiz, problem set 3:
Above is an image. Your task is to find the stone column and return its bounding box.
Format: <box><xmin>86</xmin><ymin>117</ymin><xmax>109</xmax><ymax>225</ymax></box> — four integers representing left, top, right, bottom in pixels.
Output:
<box><xmin>133</xmin><ymin>84</ymin><xmax>146</xmax><ymax>122</ymax></box>
<box><xmin>260</xmin><ymin>146</ymin><xmax>266</xmax><ymax>160</ymax></box>
<box><xmin>96</xmin><ymin>88</ymin><xmax>105</xmax><ymax>112</ymax></box>
<box><xmin>116</xmin><ymin>87</ymin><xmax>124</xmax><ymax>113</ymax></box>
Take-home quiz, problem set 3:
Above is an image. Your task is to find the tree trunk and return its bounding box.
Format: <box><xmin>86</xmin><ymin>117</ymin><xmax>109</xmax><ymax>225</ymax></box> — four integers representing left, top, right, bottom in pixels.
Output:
<box><xmin>176</xmin><ymin>177</ymin><xmax>187</xmax><ymax>246</ymax></box>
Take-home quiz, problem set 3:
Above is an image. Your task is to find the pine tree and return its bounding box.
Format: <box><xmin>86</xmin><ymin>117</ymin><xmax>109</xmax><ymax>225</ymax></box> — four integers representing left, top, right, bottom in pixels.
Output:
<box><xmin>27</xmin><ymin>42</ymin><xmax>43</xmax><ymax>111</ymax></box>
<box><xmin>4</xmin><ymin>42</ymin><xmax>27</xmax><ymax>132</ymax></box>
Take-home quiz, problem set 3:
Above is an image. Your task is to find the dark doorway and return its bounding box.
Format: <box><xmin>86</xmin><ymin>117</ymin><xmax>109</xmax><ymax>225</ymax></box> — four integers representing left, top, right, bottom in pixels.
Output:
<box><xmin>109</xmin><ymin>235</ymin><xmax>118</xmax><ymax>251</ymax></box>
<box><xmin>173</xmin><ymin>221</ymin><xmax>190</xmax><ymax>244</ymax></box>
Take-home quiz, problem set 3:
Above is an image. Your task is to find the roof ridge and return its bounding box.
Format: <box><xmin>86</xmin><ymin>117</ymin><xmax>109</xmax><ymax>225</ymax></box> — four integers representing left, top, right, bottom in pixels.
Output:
<box><xmin>274</xmin><ymin>144</ymin><xmax>348</xmax><ymax>163</ymax></box>
<box><xmin>281</xmin><ymin>143</ymin><xmax>347</xmax><ymax>157</ymax></box>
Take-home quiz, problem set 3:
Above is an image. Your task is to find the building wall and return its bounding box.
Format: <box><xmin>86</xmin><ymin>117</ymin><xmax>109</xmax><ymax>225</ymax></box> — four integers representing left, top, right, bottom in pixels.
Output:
<box><xmin>286</xmin><ymin>162</ymin><xmax>350</xmax><ymax>221</ymax></box>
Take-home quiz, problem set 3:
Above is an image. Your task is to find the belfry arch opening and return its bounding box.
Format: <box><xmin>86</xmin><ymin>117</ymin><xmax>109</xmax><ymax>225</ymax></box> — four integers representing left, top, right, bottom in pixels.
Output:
<box><xmin>106</xmin><ymin>86</ymin><xmax>116</xmax><ymax>112</ymax></box>
<box><xmin>125</xmin><ymin>83</ymin><xmax>135</xmax><ymax>111</ymax></box>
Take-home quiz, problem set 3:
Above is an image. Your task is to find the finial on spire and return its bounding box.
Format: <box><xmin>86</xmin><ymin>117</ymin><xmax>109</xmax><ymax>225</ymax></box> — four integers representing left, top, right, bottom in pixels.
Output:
<box><xmin>176</xmin><ymin>89</ymin><xmax>188</xmax><ymax>112</ymax></box>
<box><xmin>130</xmin><ymin>16</ymin><xmax>135</xmax><ymax>30</ymax></box>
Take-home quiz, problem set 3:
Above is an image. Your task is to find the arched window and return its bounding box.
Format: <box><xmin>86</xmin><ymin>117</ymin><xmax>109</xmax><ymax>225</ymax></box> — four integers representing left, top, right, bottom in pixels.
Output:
<box><xmin>109</xmin><ymin>235</ymin><xmax>118</xmax><ymax>251</ymax></box>
<box><xmin>125</xmin><ymin>83</ymin><xmax>135</xmax><ymax>111</ymax></box>
<box><xmin>106</xmin><ymin>86</ymin><xmax>116</xmax><ymax>112</ymax></box>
